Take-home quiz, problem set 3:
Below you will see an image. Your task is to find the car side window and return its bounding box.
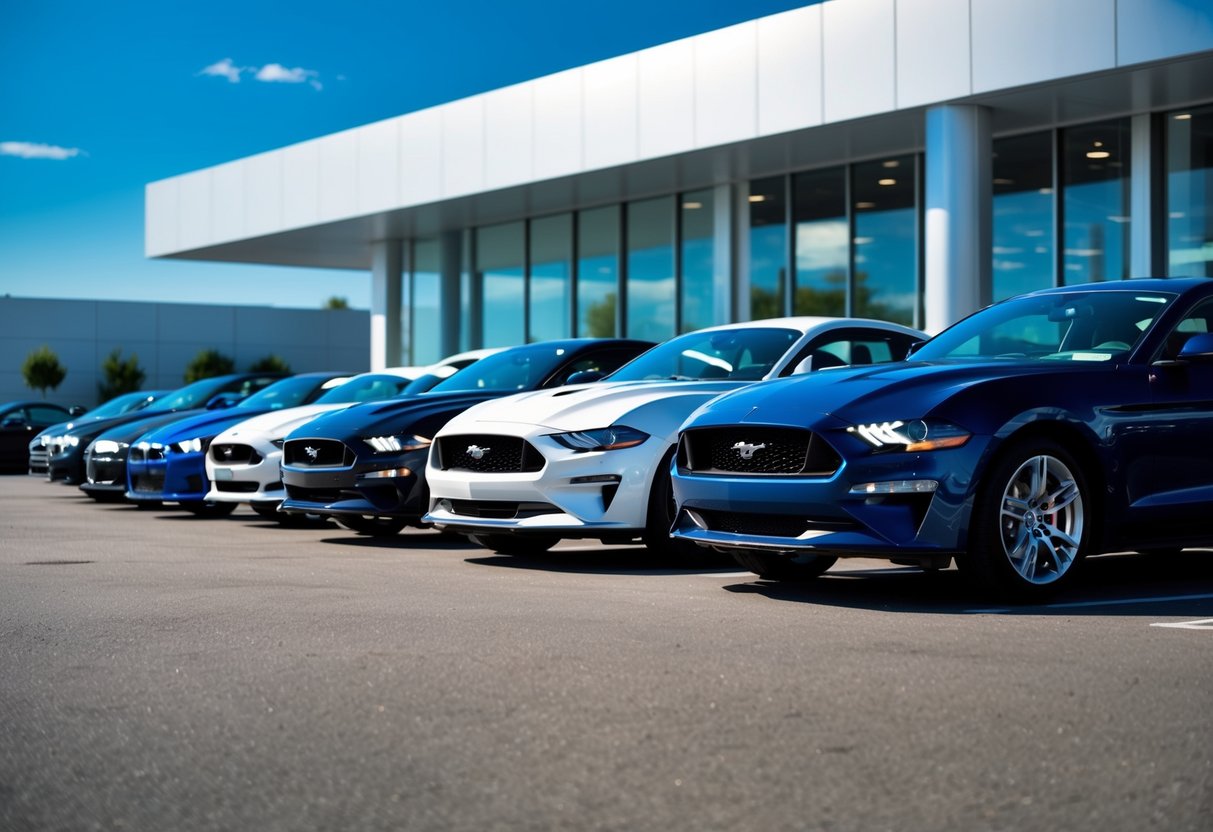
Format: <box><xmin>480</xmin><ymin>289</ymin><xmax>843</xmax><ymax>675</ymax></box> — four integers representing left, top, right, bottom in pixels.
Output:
<box><xmin>28</xmin><ymin>406</ymin><xmax>66</xmax><ymax>424</ymax></box>
<box><xmin>550</xmin><ymin>347</ymin><xmax>644</xmax><ymax>385</ymax></box>
<box><xmin>782</xmin><ymin>330</ymin><xmax>918</xmax><ymax>376</ymax></box>
<box><xmin>1157</xmin><ymin>299</ymin><xmax>1213</xmax><ymax>361</ymax></box>
<box><xmin>1</xmin><ymin>407</ymin><xmax>29</xmax><ymax>427</ymax></box>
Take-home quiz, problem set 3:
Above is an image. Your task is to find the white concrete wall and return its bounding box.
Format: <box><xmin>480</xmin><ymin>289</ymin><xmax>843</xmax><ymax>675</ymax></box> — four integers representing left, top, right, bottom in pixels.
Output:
<box><xmin>147</xmin><ymin>0</ymin><xmax>1213</xmax><ymax>258</ymax></box>
<box><xmin>0</xmin><ymin>298</ymin><xmax>369</xmax><ymax>408</ymax></box>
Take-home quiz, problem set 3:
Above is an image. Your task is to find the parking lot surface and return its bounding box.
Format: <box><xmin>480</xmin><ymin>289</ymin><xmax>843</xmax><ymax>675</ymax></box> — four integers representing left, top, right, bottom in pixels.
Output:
<box><xmin>2</xmin><ymin>475</ymin><xmax>1211</xmax><ymax>831</ymax></box>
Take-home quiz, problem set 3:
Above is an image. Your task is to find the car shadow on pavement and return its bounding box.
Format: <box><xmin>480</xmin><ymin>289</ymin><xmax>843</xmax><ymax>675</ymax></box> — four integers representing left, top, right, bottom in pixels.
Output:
<box><xmin>464</xmin><ymin>547</ymin><xmax>740</xmax><ymax>576</ymax></box>
<box><xmin>315</xmin><ymin>531</ymin><xmax>485</xmax><ymax>550</ymax></box>
<box><xmin>723</xmin><ymin>550</ymin><xmax>1213</xmax><ymax>617</ymax></box>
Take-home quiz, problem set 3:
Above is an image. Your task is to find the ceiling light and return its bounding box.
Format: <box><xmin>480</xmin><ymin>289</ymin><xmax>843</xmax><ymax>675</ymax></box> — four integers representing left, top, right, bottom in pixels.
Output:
<box><xmin>855</xmin><ymin>201</ymin><xmax>876</xmax><ymax>209</ymax></box>
<box><xmin>682</xmin><ymin>201</ymin><xmax>702</xmax><ymax>210</ymax></box>
<box><xmin>878</xmin><ymin>178</ymin><xmax>897</xmax><ymax>186</ymax></box>
<box><xmin>993</xmin><ymin>178</ymin><xmax>1015</xmax><ymax>186</ymax></box>
<box><xmin>1086</xmin><ymin>151</ymin><xmax>1111</xmax><ymax>159</ymax></box>
<box><xmin>748</xmin><ymin>194</ymin><xmax>767</xmax><ymax>203</ymax></box>
<box><xmin>1174</xmin><ymin>113</ymin><xmax>1192</xmax><ymax>120</ymax></box>
<box><xmin>881</xmin><ymin>160</ymin><xmax>900</xmax><ymax>168</ymax></box>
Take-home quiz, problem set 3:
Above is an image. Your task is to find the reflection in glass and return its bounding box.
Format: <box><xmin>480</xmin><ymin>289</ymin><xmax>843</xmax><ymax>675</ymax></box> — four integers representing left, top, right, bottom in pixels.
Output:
<box><xmin>529</xmin><ymin>214</ymin><xmax>572</xmax><ymax>342</ymax></box>
<box><xmin>476</xmin><ymin>222</ymin><xmax>525</xmax><ymax>347</ymax></box>
<box><xmin>411</xmin><ymin>239</ymin><xmax>442</xmax><ymax>364</ymax></box>
<box><xmin>852</xmin><ymin>156</ymin><xmax>917</xmax><ymax>326</ymax></box>
<box><xmin>626</xmin><ymin>196</ymin><xmax>676</xmax><ymax>342</ymax></box>
<box><xmin>793</xmin><ymin>167</ymin><xmax>847</xmax><ymax>316</ymax></box>
<box><xmin>749</xmin><ymin>176</ymin><xmax>787</xmax><ymax>319</ymax></box>
<box><xmin>1167</xmin><ymin>106</ymin><xmax>1213</xmax><ymax>277</ymax></box>
<box><xmin>577</xmin><ymin>206</ymin><xmax>620</xmax><ymax>337</ymax></box>
<box><xmin>680</xmin><ymin>189</ymin><xmax>718</xmax><ymax>332</ymax></box>
<box><xmin>993</xmin><ymin>132</ymin><xmax>1055</xmax><ymax>301</ymax></box>
<box><xmin>1063</xmin><ymin>119</ymin><xmax>1130</xmax><ymax>283</ymax></box>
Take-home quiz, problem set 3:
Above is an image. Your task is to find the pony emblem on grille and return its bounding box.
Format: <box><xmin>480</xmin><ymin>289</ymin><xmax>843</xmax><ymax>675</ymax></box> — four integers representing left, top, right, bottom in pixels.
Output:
<box><xmin>305</xmin><ymin>446</ymin><xmax>319</xmax><ymax>460</ymax></box>
<box><xmin>466</xmin><ymin>445</ymin><xmax>490</xmax><ymax>460</ymax></box>
<box><xmin>731</xmin><ymin>441</ymin><xmax>767</xmax><ymax>460</ymax></box>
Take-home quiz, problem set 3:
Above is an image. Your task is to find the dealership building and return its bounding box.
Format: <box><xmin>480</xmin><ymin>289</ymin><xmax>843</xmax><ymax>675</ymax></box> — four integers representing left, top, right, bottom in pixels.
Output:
<box><xmin>145</xmin><ymin>0</ymin><xmax>1213</xmax><ymax>369</ymax></box>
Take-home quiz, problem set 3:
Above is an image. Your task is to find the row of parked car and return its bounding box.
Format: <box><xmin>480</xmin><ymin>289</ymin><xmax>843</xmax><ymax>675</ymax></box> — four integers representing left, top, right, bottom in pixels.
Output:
<box><xmin>24</xmin><ymin>277</ymin><xmax>1213</xmax><ymax>600</ymax></box>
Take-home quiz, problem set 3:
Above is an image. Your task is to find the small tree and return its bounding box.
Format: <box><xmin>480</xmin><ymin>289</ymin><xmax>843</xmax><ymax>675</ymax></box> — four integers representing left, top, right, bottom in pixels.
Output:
<box><xmin>98</xmin><ymin>349</ymin><xmax>146</xmax><ymax>402</ymax></box>
<box><xmin>324</xmin><ymin>296</ymin><xmax>350</xmax><ymax>310</ymax></box>
<box><xmin>248</xmin><ymin>354</ymin><xmax>292</xmax><ymax>374</ymax></box>
<box><xmin>22</xmin><ymin>345</ymin><xmax>67</xmax><ymax>399</ymax></box>
<box><xmin>184</xmin><ymin>349</ymin><xmax>235</xmax><ymax>383</ymax></box>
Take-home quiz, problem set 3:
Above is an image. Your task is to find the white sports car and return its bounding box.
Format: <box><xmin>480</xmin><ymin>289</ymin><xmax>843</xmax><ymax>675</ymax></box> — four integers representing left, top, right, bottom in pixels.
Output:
<box><xmin>204</xmin><ymin>350</ymin><xmax>500</xmax><ymax>518</ymax></box>
<box><xmin>423</xmin><ymin>318</ymin><xmax>925</xmax><ymax>556</ymax></box>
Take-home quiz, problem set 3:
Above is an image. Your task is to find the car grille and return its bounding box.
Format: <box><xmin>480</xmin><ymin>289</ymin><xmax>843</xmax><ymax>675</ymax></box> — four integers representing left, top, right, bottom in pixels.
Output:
<box><xmin>28</xmin><ymin>448</ymin><xmax>48</xmax><ymax>472</ymax></box>
<box><xmin>215</xmin><ymin>481</ymin><xmax>260</xmax><ymax>493</ymax></box>
<box><xmin>283</xmin><ymin>439</ymin><xmax>353</xmax><ymax>467</ymax></box>
<box><xmin>131</xmin><ymin>473</ymin><xmax>165</xmax><ymax>493</ymax></box>
<box><xmin>285</xmin><ymin>484</ymin><xmax>358</xmax><ymax>504</ymax></box>
<box><xmin>444</xmin><ymin>500</ymin><xmax>560</xmax><ymax>520</ymax></box>
<box><xmin>86</xmin><ymin>456</ymin><xmax>125</xmax><ymax>485</ymax></box>
<box><xmin>679</xmin><ymin>427</ymin><xmax>840</xmax><ymax>476</ymax></box>
<box><xmin>693</xmin><ymin>508</ymin><xmax>858</xmax><ymax>538</ymax></box>
<box><xmin>436</xmin><ymin>435</ymin><xmax>545</xmax><ymax>474</ymax></box>
<box><xmin>211</xmin><ymin>443</ymin><xmax>261</xmax><ymax>465</ymax></box>
<box><xmin>129</xmin><ymin>445</ymin><xmax>165</xmax><ymax>463</ymax></box>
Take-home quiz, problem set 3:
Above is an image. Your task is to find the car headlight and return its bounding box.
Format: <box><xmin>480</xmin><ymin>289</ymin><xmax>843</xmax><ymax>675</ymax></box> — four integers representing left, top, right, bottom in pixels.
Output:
<box><xmin>39</xmin><ymin>435</ymin><xmax>51</xmax><ymax>447</ymax></box>
<box><xmin>548</xmin><ymin>425</ymin><xmax>649</xmax><ymax>452</ymax></box>
<box><xmin>364</xmin><ymin>434</ymin><xmax>431</xmax><ymax>453</ymax></box>
<box><xmin>846</xmin><ymin>419</ymin><xmax>970</xmax><ymax>452</ymax></box>
<box><xmin>54</xmin><ymin>435</ymin><xmax>80</xmax><ymax>448</ymax></box>
<box><xmin>92</xmin><ymin>440</ymin><xmax>124</xmax><ymax>455</ymax></box>
<box><xmin>171</xmin><ymin>436</ymin><xmax>213</xmax><ymax>454</ymax></box>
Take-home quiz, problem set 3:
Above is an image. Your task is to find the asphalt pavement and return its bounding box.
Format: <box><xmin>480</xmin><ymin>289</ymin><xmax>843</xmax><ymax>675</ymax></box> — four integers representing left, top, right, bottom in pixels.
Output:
<box><xmin>1</xmin><ymin>475</ymin><xmax>1210</xmax><ymax>831</ymax></box>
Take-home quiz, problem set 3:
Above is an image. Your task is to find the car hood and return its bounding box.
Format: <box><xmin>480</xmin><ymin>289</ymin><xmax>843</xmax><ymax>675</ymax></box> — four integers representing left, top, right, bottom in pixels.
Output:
<box><xmin>134</xmin><ymin>406</ymin><xmax>283</xmax><ymax>445</ymax></box>
<box><xmin>447</xmin><ymin>380</ymin><xmax>749</xmax><ymax>434</ymax></box>
<box><xmin>284</xmin><ymin>390</ymin><xmax>505</xmax><ymax>442</ymax></box>
<box><xmin>686</xmin><ymin>359</ymin><xmax>1116</xmax><ymax>430</ymax></box>
<box><xmin>213</xmin><ymin>403</ymin><xmax>351</xmax><ymax>443</ymax></box>
<box><xmin>60</xmin><ymin>407</ymin><xmax>196</xmax><ymax>444</ymax></box>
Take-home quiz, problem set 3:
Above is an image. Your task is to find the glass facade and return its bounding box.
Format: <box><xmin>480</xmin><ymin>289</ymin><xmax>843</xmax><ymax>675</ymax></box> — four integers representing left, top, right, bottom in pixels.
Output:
<box><xmin>529</xmin><ymin>214</ymin><xmax>572</xmax><ymax>342</ymax></box>
<box><xmin>993</xmin><ymin>132</ymin><xmax>1054</xmax><ymax>301</ymax></box>
<box><xmin>410</xmin><ymin>238</ymin><xmax>443</xmax><ymax>364</ymax></box>
<box><xmin>476</xmin><ymin>222</ymin><xmax>525</xmax><ymax>348</ymax></box>
<box><xmin>1062</xmin><ymin>119</ymin><xmax>1131</xmax><ymax>283</ymax></box>
<box><xmin>626</xmin><ymin>196</ymin><xmax>677</xmax><ymax>342</ymax></box>
<box><xmin>793</xmin><ymin>167</ymin><xmax>847</xmax><ymax>317</ymax></box>
<box><xmin>748</xmin><ymin>176</ymin><xmax>787</xmax><ymax>320</ymax></box>
<box><xmin>577</xmin><ymin>206</ymin><xmax>621</xmax><ymax>337</ymax></box>
<box><xmin>852</xmin><ymin>156</ymin><xmax>917</xmax><ymax>326</ymax></box>
<box><xmin>1167</xmin><ymin>105</ymin><xmax>1213</xmax><ymax>278</ymax></box>
<box><xmin>680</xmin><ymin>189</ymin><xmax>720</xmax><ymax>333</ymax></box>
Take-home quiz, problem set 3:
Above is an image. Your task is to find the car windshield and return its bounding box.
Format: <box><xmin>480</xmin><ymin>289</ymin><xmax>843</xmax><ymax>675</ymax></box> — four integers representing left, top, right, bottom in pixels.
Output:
<box><xmin>428</xmin><ymin>344</ymin><xmax>574</xmax><ymax>393</ymax></box>
<box><xmin>88</xmin><ymin>391</ymin><xmax>163</xmax><ymax>419</ymax></box>
<box><xmin>143</xmin><ymin>379</ymin><xmax>230</xmax><ymax>412</ymax></box>
<box><xmin>314</xmin><ymin>374</ymin><xmax>411</xmax><ymax>404</ymax></box>
<box><xmin>915</xmin><ymin>290</ymin><xmax>1176</xmax><ymax>363</ymax></box>
<box><xmin>238</xmin><ymin>376</ymin><xmax>341</xmax><ymax>410</ymax></box>
<box><xmin>607</xmin><ymin>327</ymin><xmax>801</xmax><ymax>382</ymax></box>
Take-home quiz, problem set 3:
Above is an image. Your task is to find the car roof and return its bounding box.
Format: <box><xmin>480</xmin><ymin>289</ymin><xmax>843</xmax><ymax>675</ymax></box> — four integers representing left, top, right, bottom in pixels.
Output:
<box><xmin>1023</xmin><ymin>277</ymin><xmax>1210</xmax><ymax>298</ymax></box>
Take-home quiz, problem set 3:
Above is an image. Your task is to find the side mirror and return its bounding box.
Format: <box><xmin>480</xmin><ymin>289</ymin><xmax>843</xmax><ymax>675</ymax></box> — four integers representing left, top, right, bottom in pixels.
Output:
<box><xmin>205</xmin><ymin>393</ymin><xmax>239</xmax><ymax>410</ymax></box>
<box><xmin>790</xmin><ymin>356</ymin><xmax>814</xmax><ymax>375</ymax></box>
<box><xmin>1178</xmin><ymin>332</ymin><xmax>1213</xmax><ymax>362</ymax></box>
<box><xmin>565</xmin><ymin>370</ymin><xmax>605</xmax><ymax>385</ymax></box>
<box><xmin>69</xmin><ymin>405</ymin><xmax>88</xmax><ymax>416</ymax></box>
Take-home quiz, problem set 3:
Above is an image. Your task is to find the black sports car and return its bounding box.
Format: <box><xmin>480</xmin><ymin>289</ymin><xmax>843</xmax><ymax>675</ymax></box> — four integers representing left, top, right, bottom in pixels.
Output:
<box><xmin>279</xmin><ymin>339</ymin><xmax>653</xmax><ymax>535</ymax></box>
<box><xmin>0</xmin><ymin>401</ymin><xmax>75</xmax><ymax>472</ymax></box>
<box><xmin>28</xmin><ymin>391</ymin><xmax>167</xmax><ymax>475</ymax></box>
<box><xmin>671</xmin><ymin>278</ymin><xmax>1213</xmax><ymax>600</ymax></box>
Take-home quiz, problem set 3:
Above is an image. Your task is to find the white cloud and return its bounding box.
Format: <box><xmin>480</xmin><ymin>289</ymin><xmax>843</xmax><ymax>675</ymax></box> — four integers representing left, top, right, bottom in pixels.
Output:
<box><xmin>200</xmin><ymin>59</ymin><xmax>324</xmax><ymax>91</ymax></box>
<box><xmin>0</xmin><ymin>141</ymin><xmax>83</xmax><ymax>160</ymax></box>
<box><xmin>200</xmin><ymin>57</ymin><xmax>244</xmax><ymax>83</ymax></box>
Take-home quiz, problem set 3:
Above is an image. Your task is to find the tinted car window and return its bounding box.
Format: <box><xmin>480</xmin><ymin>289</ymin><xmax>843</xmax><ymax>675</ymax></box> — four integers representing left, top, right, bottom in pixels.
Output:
<box><xmin>784</xmin><ymin>329</ymin><xmax>920</xmax><ymax>375</ymax></box>
<box><xmin>607</xmin><ymin>328</ymin><xmax>799</xmax><ymax>382</ymax></box>
<box><xmin>429</xmin><ymin>345</ymin><xmax>576</xmax><ymax>393</ymax></box>
<box><xmin>28</xmin><ymin>406</ymin><xmax>69</xmax><ymax>424</ymax></box>
<box><xmin>237</xmin><ymin>376</ymin><xmax>336</xmax><ymax>410</ymax></box>
<box><xmin>314</xmin><ymin>375</ymin><xmax>411</xmax><ymax>404</ymax></box>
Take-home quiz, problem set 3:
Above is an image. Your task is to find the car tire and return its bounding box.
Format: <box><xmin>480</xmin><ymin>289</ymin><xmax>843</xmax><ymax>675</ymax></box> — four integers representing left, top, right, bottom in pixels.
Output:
<box><xmin>965</xmin><ymin>438</ymin><xmax>1090</xmax><ymax>601</ymax></box>
<box><xmin>182</xmin><ymin>500</ymin><xmax>238</xmax><ymax>518</ymax></box>
<box><xmin>642</xmin><ymin>448</ymin><xmax>704</xmax><ymax>564</ymax></box>
<box><xmin>335</xmin><ymin>515</ymin><xmax>408</xmax><ymax>537</ymax></box>
<box><xmin>731</xmin><ymin>550</ymin><xmax>837</xmax><ymax>581</ymax></box>
<box><xmin>468</xmin><ymin>533</ymin><xmax>559</xmax><ymax>555</ymax></box>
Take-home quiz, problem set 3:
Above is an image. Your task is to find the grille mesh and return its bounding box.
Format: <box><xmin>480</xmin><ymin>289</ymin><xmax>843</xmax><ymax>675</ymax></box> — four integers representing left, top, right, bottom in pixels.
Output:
<box><xmin>681</xmin><ymin>427</ymin><xmax>840</xmax><ymax>476</ymax></box>
<box><xmin>695</xmin><ymin>508</ymin><xmax>857</xmax><ymax>538</ymax></box>
<box><xmin>438</xmin><ymin>436</ymin><xmax>544</xmax><ymax>474</ymax></box>
<box><xmin>211</xmin><ymin>444</ymin><xmax>261</xmax><ymax>465</ymax></box>
<box><xmin>284</xmin><ymin>439</ymin><xmax>351</xmax><ymax>467</ymax></box>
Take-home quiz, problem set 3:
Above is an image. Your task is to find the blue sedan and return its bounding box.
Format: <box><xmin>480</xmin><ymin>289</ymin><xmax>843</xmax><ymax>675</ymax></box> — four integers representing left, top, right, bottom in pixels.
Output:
<box><xmin>670</xmin><ymin>278</ymin><xmax>1213</xmax><ymax>600</ymax></box>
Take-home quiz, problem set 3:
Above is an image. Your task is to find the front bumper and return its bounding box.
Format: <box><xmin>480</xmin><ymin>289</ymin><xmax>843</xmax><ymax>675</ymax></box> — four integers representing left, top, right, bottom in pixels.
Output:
<box><xmin>47</xmin><ymin>446</ymin><xmax>86</xmax><ymax>483</ymax></box>
<box><xmin>670</xmin><ymin>438</ymin><xmax>988</xmax><ymax>562</ymax></box>
<box><xmin>205</xmin><ymin>441</ymin><xmax>285</xmax><ymax>504</ymax></box>
<box><xmin>279</xmin><ymin>447</ymin><xmax>429</xmax><ymax>520</ymax></box>
<box><xmin>423</xmin><ymin>427</ymin><xmax>663</xmax><ymax>538</ymax></box>
<box><xmin>81</xmin><ymin>444</ymin><xmax>129</xmax><ymax>497</ymax></box>
<box><xmin>126</xmin><ymin>448</ymin><xmax>209</xmax><ymax>503</ymax></box>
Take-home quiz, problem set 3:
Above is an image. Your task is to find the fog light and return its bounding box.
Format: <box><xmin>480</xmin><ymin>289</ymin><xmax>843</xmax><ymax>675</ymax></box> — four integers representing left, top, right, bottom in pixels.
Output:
<box><xmin>570</xmin><ymin>474</ymin><xmax>622</xmax><ymax>484</ymax></box>
<box><xmin>361</xmin><ymin>468</ymin><xmax>412</xmax><ymax>479</ymax></box>
<box><xmin>849</xmin><ymin>479</ymin><xmax>938</xmax><ymax>494</ymax></box>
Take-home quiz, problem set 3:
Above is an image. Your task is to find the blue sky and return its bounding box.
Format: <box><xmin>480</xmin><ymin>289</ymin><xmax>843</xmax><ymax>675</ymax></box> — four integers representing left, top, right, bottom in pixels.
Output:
<box><xmin>1</xmin><ymin>0</ymin><xmax>809</xmax><ymax>311</ymax></box>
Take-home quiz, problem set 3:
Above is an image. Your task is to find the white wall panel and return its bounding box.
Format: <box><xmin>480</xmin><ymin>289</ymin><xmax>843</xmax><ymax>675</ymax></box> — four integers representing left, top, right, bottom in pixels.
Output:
<box><xmin>357</xmin><ymin>118</ymin><xmax>400</xmax><ymax>215</ymax></box>
<box><xmin>533</xmin><ymin>68</ymin><xmax>584</xmax><ymax>181</ymax></box>
<box><xmin>583</xmin><ymin>54</ymin><xmax>639</xmax><ymax>170</ymax></box>
<box><xmin>318</xmin><ymin>130</ymin><xmax>359</xmax><ymax>222</ymax></box>
<box><xmin>695</xmin><ymin>22</ymin><xmax>758</xmax><ymax>148</ymax></box>
<box><xmin>176</xmin><ymin>170</ymin><xmax>212</xmax><ymax>252</ymax></box>
<box><xmin>244</xmin><ymin>151</ymin><xmax>283</xmax><ymax>238</ymax></box>
<box><xmin>896</xmin><ymin>0</ymin><xmax>971</xmax><ymax>108</ymax></box>
<box><xmin>972</xmin><ymin>0</ymin><xmax>1116</xmax><ymax>94</ymax></box>
<box><xmin>823</xmin><ymin>0</ymin><xmax>896</xmax><ymax>123</ymax></box>
<box><xmin>484</xmin><ymin>83</ymin><xmax>535</xmax><ymax>190</ymax></box>
<box><xmin>1118</xmin><ymin>0</ymin><xmax>1213</xmax><ymax>66</ymax></box>
<box><xmin>282</xmin><ymin>141</ymin><xmax>320</xmax><ymax>230</ymax></box>
<box><xmin>442</xmin><ymin>97</ymin><xmax>486</xmax><ymax>197</ymax></box>
<box><xmin>757</xmin><ymin>5</ymin><xmax>823</xmax><ymax>136</ymax></box>
<box><xmin>638</xmin><ymin>39</ymin><xmax>695</xmax><ymax>159</ymax></box>
<box><xmin>399</xmin><ymin>107</ymin><xmax>443</xmax><ymax>206</ymax></box>
<box><xmin>210</xmin><ymin>160</ymin><xmax>245</xmax><ymax>243</ymax></box>
<box><xmin>145</xmin><ymin>179</ymin><xmax>179</xmax><ymax>257</ymax></box>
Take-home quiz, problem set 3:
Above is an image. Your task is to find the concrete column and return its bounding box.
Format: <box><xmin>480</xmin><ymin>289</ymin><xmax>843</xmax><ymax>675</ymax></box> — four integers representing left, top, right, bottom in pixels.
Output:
<box><xmin>439</xmin><ymin>230</ymin><xmax>464</xmax><ymax>356</ymax></box>
<box><xmin>370</xmin><ymin>239</ymin><xmax>403</xmax><ymax>371</ymax></box>
<box><xmin>1130</xmin><ymin>113</ymin><xmax>1156</xmax><ymax>278</ymax></box>
<box><xmin>924</xmin><ymin>104</ymin><xmax>992</xmax><ymax>334</ymax></box>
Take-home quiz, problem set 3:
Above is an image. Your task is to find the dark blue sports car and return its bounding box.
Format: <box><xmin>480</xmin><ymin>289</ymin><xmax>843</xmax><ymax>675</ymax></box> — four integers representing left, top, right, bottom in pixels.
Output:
<box><xmin>279</xmin><ymin>339</ymin><xmax>653</xmax><ymax>536</ymax></box>
<box><xmin>670</xmin><ymin>278</ymin><xmax>1213</xmax><ymax>600</ymax></box>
